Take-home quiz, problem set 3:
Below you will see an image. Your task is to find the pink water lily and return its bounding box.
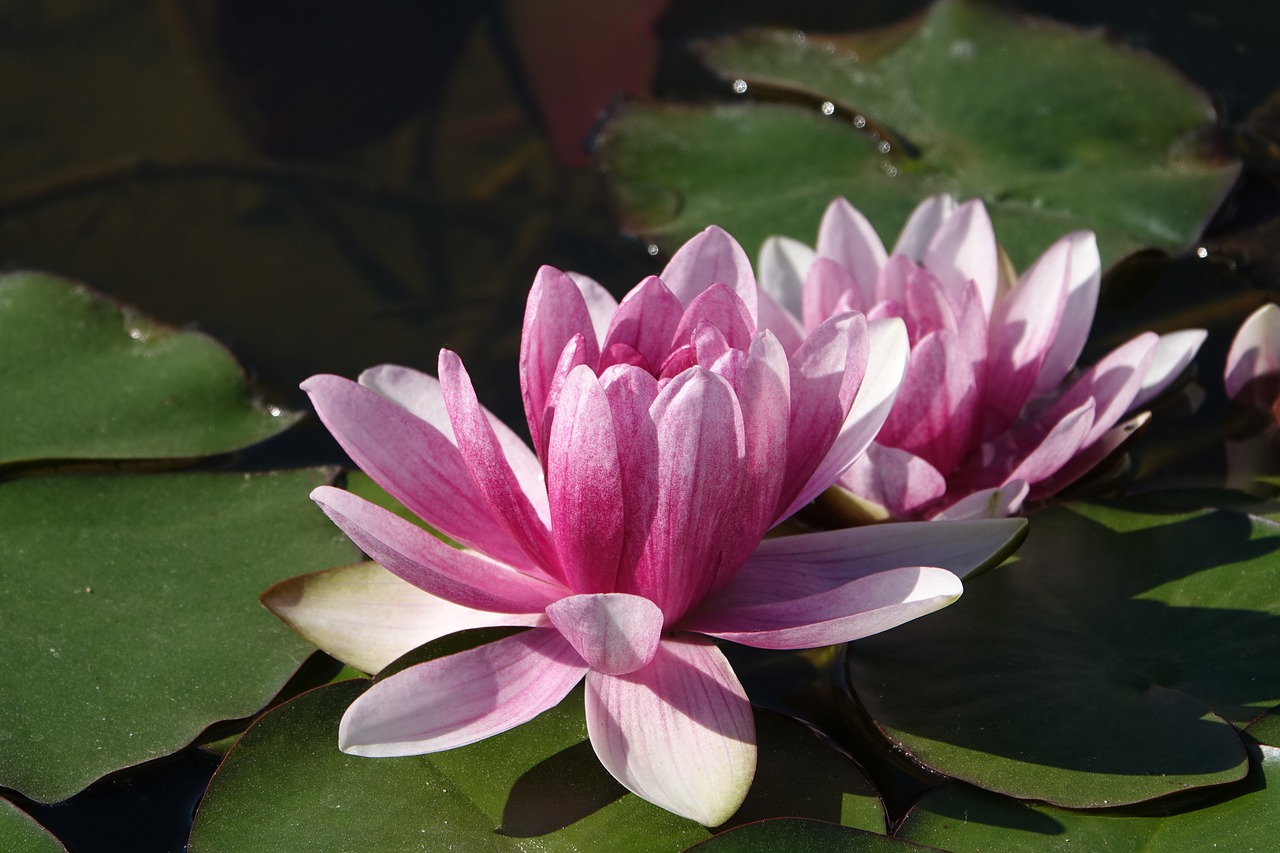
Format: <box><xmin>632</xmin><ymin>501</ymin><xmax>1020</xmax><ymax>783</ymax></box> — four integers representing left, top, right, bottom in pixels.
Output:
<box><xmin>759</xmin><ymin>195</ymin><xmax>1207</xmax><ymax>520</ymax></box>
<box><xmin>1226</xmin><ymin>303</ymin><xmax>1280</xmax><ymax>416</ymax></box>
<box><xmin>286</xmin><ymin>226</ymin><xmax>1025</xmax><ymax>825</ymax></box>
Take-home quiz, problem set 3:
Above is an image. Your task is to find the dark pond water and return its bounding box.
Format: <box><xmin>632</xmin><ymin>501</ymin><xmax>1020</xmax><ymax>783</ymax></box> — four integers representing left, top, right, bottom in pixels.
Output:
<box><xmin>1</xmin><ymin>0</ymin><xmax>1277</xmax><ymax>849</ymax></box>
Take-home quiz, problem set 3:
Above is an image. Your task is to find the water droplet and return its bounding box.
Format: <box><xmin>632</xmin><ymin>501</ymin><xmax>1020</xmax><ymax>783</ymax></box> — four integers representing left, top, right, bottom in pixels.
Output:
<box><xmin>646</xmin><ymin>244</ymin><xmax>660</xmax><ymax>257</ymax></box>
<box><xmin>878</xmin><ymin>140</ymin><xmax>892</xmax><ymax>154</ymax></box>
<box><xmin>731</xmin><ymin>79</ymin><xmax>748</xmax><ymax>95</ymax></box>
<box><xmin>881</xmin><ymin>162</ymin><xmax>899</xmax><ymax>178</ymax></box>
<box><xmin>853</xmin><ymin>115</ymin><xmax>867</xmax><ymax>129</ymax></box>
<box><xmin>1196</xmin><ymin>246</ymin><xmax>1209</xmax><ymax>259</ymax></box>
<box><xmin>267</xmin><ymin>405</ymin><xmax>284</xmax><ymax>417</ymax></box>
<box><xmin>820</xmin><ymin>101</ymin><xmax>835</xmax><ymax>116</ymax></box>
<box><xmin>793</xmin><ymin>30</ymin><xmax>806</xmax><ymax>45</ymax></box>
<box><xmin>823</xmin><ymin>42</ymin><xmax>836</xmax><ymax>54</ymax></box>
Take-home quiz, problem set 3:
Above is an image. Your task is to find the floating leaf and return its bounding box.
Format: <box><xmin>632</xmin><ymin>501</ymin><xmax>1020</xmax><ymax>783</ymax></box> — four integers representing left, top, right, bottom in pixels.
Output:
<box><xmin>0</xmin><ymin>799</ymin><xmax>66</xmax><ymax>853</ymax></box>
<box><xmin>190</xmin><ymin>632</ymin><xmax>885</xmax><ymax>852</ymax></box>
<box><xmin>0</xmin><ymin>272</ymin><xmax>296</xmax><ymax>467</ymax></box>
<box><xmin>597</xmin><ymin>0</ymin><xmax>1238</xmax><ymax>269</ymax></box>
<box><xmin>688</xmin><ymin>818</ymin><xmax>925</xmax><ymax>852</ymax></box>
<box><xmin>0</xmin><ymin>469</ymin><xmax>359</xmax><ymax>803</ymax></box>
<box><xmin>897</xmin><ymin>742</ymin><xmax>1280</xmax><ymax>851</ymax></box>
<box><xmin>844</xmin><ymin>496</ymin><xmax>1280</xmax><ymax>807</ymax></box>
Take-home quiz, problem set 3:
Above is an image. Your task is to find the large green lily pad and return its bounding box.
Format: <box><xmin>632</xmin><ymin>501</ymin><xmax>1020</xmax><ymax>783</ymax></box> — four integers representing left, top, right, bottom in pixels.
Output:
<box><xmin>189</xmin><ymin>632</ymin><xmax>885</xmax><ymax>852</ymax></box>
<box><xmin>597</xmin><ymin>0</ymin><xmax>1237</xmax><ymax>269</ymax></box>
<box><xmin>844</xmin><ymin>497</ymin><xmax>1280</xmax><ymax>807</ymax></box>
<box><xmin>897</xmin><ymin>742</ymin><xmax>1280</xmax><ymax>851</ymax></box>
<box><xmin>689</xmin><ymin>819</ymin><xmax>929</xmax><ymax>852</ymax></box>
<box><xmin>0</xmin><ymin>469</ymin><xmax>358</xmax><ymax>803</ymax></box>
<box><xmin>0</xmin><ymin>799</ymin><xmax>66</xmax><ymax>853</ymax></box>
<box><xmin>0</xmin><ymin>272</ymin><xmax>297</xmax><ymax>467</ymax></box>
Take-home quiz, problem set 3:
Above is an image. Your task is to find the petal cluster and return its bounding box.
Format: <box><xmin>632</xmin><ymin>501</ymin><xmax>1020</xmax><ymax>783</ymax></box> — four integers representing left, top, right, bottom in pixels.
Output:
<box><xmin>292</xmin><ymin>226</ymin><xmax>1024</xmax><ymax>825</ymax></box>
<box><xmin>760</xmin><ymin>196</ymin><xmax>1206</xmax><ymax>519</ymax></box>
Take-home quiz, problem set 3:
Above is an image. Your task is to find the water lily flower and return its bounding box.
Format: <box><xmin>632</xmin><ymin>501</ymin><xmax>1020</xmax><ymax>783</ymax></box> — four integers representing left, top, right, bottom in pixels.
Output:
<box><xmin>280</xmin><ymin>227</ymin><xmax>1025</xmax><ymax>825</ymax></box>
<box><xmin>759</xmin><ymin>195</ymin><xmax>1207</xmax><ymax>520</ymax></box>
<box><xmin>1225</xmin><ymin>303</ymin><xmax>1280</xmax><ymax>416</ymax></box>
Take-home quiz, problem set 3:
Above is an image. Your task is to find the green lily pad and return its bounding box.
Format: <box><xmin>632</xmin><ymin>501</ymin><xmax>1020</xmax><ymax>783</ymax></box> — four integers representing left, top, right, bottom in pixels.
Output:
<box><xmin>597</xmin><ymin>0</ymin><xmax>1238</xmax><ymax>269</ymax></box>
<box><xmin>0</xmin><ymin>468</ymin><xmax>359</xmax><ymax>803</ymax></box>
<box><xmin>189</xmin><ymin>632</ymin><xmax>885</xmax><ymax>852</ymax></box>
<box><xmin>0</xmin><ymin>799</ymin><xmax>66</xmax><ymax>853</ymax></box>
<box><xmin>844</xmin><ymin>497</ymin><xmax>1280</xmax><ymax>807</ymax></box>
<box><xmin>897</xmin><ymin>742</ymin><xmax>1280</xmax><ymax>851</ymax></box>
<box><xmin>0</xmin><ymin>272</ymin><xmax>297</xmax><ymax>467</ymax></box>
<box><xmin>688</xmin><ymin>818</ymin><xmax>928</xmax><ymax>852</ymax></box>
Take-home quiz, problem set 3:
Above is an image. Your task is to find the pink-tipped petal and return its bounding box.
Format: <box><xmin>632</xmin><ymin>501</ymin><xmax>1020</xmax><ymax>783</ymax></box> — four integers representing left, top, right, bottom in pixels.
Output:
<box><xmin>1004</xmin><ymin>397</ymin><xmax>1096</xmax><ymax>485</ymax></box>
<box><xmin>877</xmin><ymin>329</ymin><xmax>979</xmax><ymax>475</ymax></box>
<box><xmin>538</xmin><ymin>334</ymin><xmax>593</xmax><ymax>461</ymax></box>
<box><xmin>359</xmin><ymin>364</ymin><xmax>549</xmax><ymax>526</ymax></box>
<box><xmin>816</xmin><ymin>198</ymin><xmax>888</xmax><ymax>307</ymax></box>
<box><xmin>781</xmin><ymin>317</ymin><xmax>909</xmax><ymax>520</ymax></box>
<box><xmin>547</xmin><ymin>365</ymin><xmax>625</xmax><ymax>592</ymax></box>
<box><xmin>601</xmin><ymin>275</ymin><xmax>684</xmax><ymax>372</ymax></box>
<box><xmin>624</xmin><ymin>368</ymin><xmax>746</xmax><ymax>620</ymax></box>
<box><xmin>930</xmin><ymin>481</ymin><xmax>1029</xmax><ymax>521</ymax></box>
<box><xmin>671</xmin><ymin>283</ymin><xmax>756</xmax><ymax>352</ymax></box>
<box><xmin>262</xmin><ymin>562</ymin><xmax>547</xmax><ymax>675</ymax></box>
<box><xmin>892</xmin><ymin>194</ymin><xmax>958</xmax><ymax>261</ymax></box>
<box><xmin>757</xmin><ymin>234</ymin><xmax>814</xmax><ymax>320</ymax></box>
<box><xmin>546</xmin><ymin>593</ymin><xmax>664</xmax><ymax>675</ymax></box>
<box><xmin>803</xmin><ymin>258</ymin><xmax>862</xmax><ymax>329</ymax></box>
<box><xmin>923</xmin><ymin>199</ymin><xmax>998</xmax><ymax>318</ymax></box>
<box><xmin>776</xmin><ymin>311</ymin><xmax>870</xmax><ymax>518</ymax></box>
<box><xmin>339</xmin><ymin>629</ymin><xmax>587</xmax><ymax>756</ymax></box>
<box><xmin>661</xmin><ymin>226</ymin><xmax>758</xmax><ymax>323</ymax></box>
<box><xmin>302</xmin><ymin>375</ymin><xmax>532</xmax><ymax>571</ymax></box>
<box><xmin>441</xmin><ymin>350</ymin><xmax>562</xmax><ymax>574</ymax></box>
<box><xmin>706</xmin><ymin>517</ymin><xmax>1025</xmax><ymax>606</ymax></box>
<box><xmin>566</xmin><ymin>271</ymin><xmax>619</xmax><ymax>347</ymax></box>
<box><xmin>686</xmin><ymin>565</ymin><xmax>962</xmax><ymax>649</ymax></box>
<box><xmin>1040</xmin><ymin>334</ymin><xmax>1158</xmax><ymax>448</ymax></box>
<box><xmin>1130</xmin><ymin>329</ymin><xmax>1207</xmax><ymax>409</ymax></box>
<box><xmin>984</xmin><ymin>238</ymin><xmax>1072</xmax><ymax>430</ymax></box>
<box><xmin>1031</xmin><ymin>232</ymin><xmax>1102</xmax><ymax>393</ymax></box>
<box><xmin>1226</xmin><ymin>304</ymin><xmax>1280</xmax><ymax>399</ymax></box>
<box><xmin>1028</xmin><ymin>411</ymin><xmax>1150</xmax><ymax>500</ymax></box>
<box><xmin>585</xmin><ymin>637</ymin><xmax>755</xmax><ymax>826</ymax></box>
<box><xmin>601</xmin><ymin>365</ymin><xmax>662</xmax><ymax>584</ymax></box>
<box><xmin>756</xmin><ymin>285</ymin><xmax>806</xmax><ymax>355</ymax></box>
<box><xmin>310</xmin><ymin>486</ymin><xmax>565</xmax><ymax>612</ymax></box>
<box><xmin>837</xmin><ymin>443</ymin><xmax>947</xmax><ymax>519</ymax></box>
<box><xmin>521</xmin><ymin>266</ymin><xmax>603</xmax><ymax>451</ymax></box>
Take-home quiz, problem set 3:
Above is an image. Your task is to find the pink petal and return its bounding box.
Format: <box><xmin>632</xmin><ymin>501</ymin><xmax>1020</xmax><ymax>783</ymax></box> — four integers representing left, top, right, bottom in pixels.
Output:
<box><xmin>837</xmin><ymin>443</ymin><xmax>947</xmax><ymax>519</ymax></box>
<box><xmin>755</xmin><ymin>285</ymin><xmax>806</xmax><ymax>356</ymax></box>
<box><xmin>892</xmin><ymin>194</ymin><xmax>958</xmax><ymax>261</ymax></box>
<box><xmin>984</xmin><ymin>237</ymin><xmax>1072</xmax><ymax>433</ymax></box>
<box><xmin>547</xmin><ymin>365</ymin><xmax>625</xmax><ymax>593</ymax></box>
<box><xmin>302</xmin><ymin>375</ymin><xmax>533</xmax><ymax>571</ymax></box>
<box><xmin>816</xmin><ymin>197</ymin><xmax>887</xmax><ymax>308</ymax></box>
<box><xmin>661</xmin><ymin>226</ymin><xmax>758</xmax><ymax>324</ymax></box>
<box><xmin>670</xmin><ymin>283</ymin><xmax>756</xmax><ymax>352</ymax></box>
<box><xmin>566</xmin><ymin>271</ymin><xmax>619</xmax><ymax>346</ymax></box>
<box><xmin>781</xmin><ymin>316</ymin><xmax>909</xmax><ymax>520</ymax></box>
<box><xmin>757</xmin><ymin>234</ymin><xmax>814</xmax><ymax>321</ymax></box>
<box><xmin>310</xmin><ymin>486</ymin><xmax>565</xmax><ymax>612</ymax></box>
<box><xmin>1040</xmin><ymin>334</ymin><xmax>1158</xmax><ymax>447</ymax></box>
<box><xmin>1226</xmin><ymin>304</ymin><xmax>1280</xmax><ymax>399</ymax></box>
<box><xmin>441</xmin><ymin>350</ymin><xmax>562</xmax><ymax>574</ymax></box>
<box><xmin>585</xmin><ymin>637</ymin><xmax>755</xmax><ymax>826</ymax></box>
<box><xmin>600</xmin><ymin>365</ymin><xmax>662</xmax><ymax>586</ymax></box>
<box><xmin>1031</xmin><ymin>232</ymin><xmax>1102</xmax><ymax>393</ymax></box>
<box><xmin>358</xmin><ymin>364</ymin><xmax>549</xmax><ymax>527</ymax></box>
<box><xmin>1003</xmin><ymin>397</ymin><xmax>1096</xmax><ymax>485</ymax></box>
<box><xmin>685</xmin><ymin>565</ymin><xmax>962</xmax><ymax>648</ymax></box>
<box><xmin>546</xmin><ymin>593</ymin><xmax>664</xmax><ymax>675</ymax></box>
<box><xmin>877</xmin><ymin>329</ymin><xmax>979</xmax><ymax>475</ymax></box>
<box><xmin>1028</xmin><ymin>412</ymin><xmax>1150</xmax><ymax>500</ymax></box>
<box><xmin>339</xmin><ymin>629</ymin><xmax>588</xmax><ymax>756</ymax></box>
<box><xmin>1130</xmin><ymin>329</ymin><xmax>1207</xmax><ymax>410</ymax></box>
<box><xmin>776</xmin><ymin>311</ymin><xmax>869</xmax><ymax>517</ymax></box>
<box><xmin>803</xmin><ymin>257</ymin><xmax>862</xmax><ymax>330</ymax></box>
<box><xmin>930</xmin><ymin>481</ymin><xmax>1029</xmax><ymax>520</ymax></box>
<box><xmin>537</xmin><ymin>333</ymin><xmax>593</xmax><ymax>461</ymax></box>
<box><xmin>623</xmin><ymin>368</ymin><xmax>746</xmax><ymax>621</ymax></box>
<box><xmin>262</xmin><ymin>562</ymin><xmax>547</xmax><ymax>675</ymax></box>
<box><xmin>521</xmin><ymin>266</ymin><xmax>603</xmax><ymax>453</ymax></box>
<box><xmin>923</xmin><ymin>199</ymin><xmax>998</xmax><ymax>319</ymax></box>
<box><xmin>601</xmin><ymin>275</ymin><xmax>683</xmax><ymax>373</ymax></box>
<box><xmin>706</xmin><ymin>517</ymin><xmax>1025</xmax><ymax>607</ymax></box>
